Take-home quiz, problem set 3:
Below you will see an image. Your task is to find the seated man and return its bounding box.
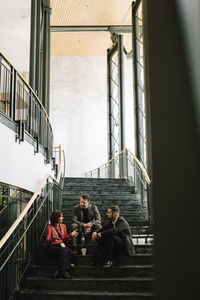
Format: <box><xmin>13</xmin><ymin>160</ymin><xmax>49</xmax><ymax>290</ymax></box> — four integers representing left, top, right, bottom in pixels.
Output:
<box><xmin>92</xmin><ymin>205</ymin><xmax>135</xmax><ymax>267</ymax></box>
<box><xmin>71</xmin><ymin>194</ymin><xmax>101</xmax><ymax>252</ymax></box>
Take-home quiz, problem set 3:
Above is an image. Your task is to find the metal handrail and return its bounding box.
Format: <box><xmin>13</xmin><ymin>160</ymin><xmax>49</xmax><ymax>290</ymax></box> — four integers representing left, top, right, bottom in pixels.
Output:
<box><xmin>0</xmin><ymin>52</ymin><xmax>52</xmax><ymax>130</ymax></box>
<box><xmin>83</xmin><ymin>147</ymin><xmax>151</xmax><ymax>185</ymax></box>
<box><xmin>61</xmin><ymin>149</ymin><xmax>66</xmax><ymax>189</ymax></box>
<box><xmin>0</xmin><ymin>52</ymin><xmax>54</xmax><ymax>163</ymax></box>
<box><xmin>0</xmin><ymin>205</ymin><xmax>8</xmax><ymax>218</ymax></box>
<box><xmin>0</xmin><ymin>144</ymin><xmax>63</xmax><ymax>250</ymax></box>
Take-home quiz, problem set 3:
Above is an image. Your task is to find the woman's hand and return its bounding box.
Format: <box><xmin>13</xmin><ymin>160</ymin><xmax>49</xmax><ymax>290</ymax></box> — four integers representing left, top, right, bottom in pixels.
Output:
<box><xmin>71</xmin><ymin>230</ymin><xmax>79</xmax><ymax>237</ymax></box>
<box><xmin>51</xmin><ymin>236</ymin><xmax>60</xmax><ymax>241</ymax></box>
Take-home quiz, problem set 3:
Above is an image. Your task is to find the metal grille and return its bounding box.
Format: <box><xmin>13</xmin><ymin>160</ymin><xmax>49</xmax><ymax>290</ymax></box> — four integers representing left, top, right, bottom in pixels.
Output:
<box><xmin>110</xmin><ymin>50</ymin><xmax>120</xmax><ymax>159</ymax></box>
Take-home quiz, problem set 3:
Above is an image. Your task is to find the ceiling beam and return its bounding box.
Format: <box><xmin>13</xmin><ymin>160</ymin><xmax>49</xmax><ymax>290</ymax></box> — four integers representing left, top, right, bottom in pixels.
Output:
<box><xmin>50</xmin><ymin>25</ymin><xmax>132</xmax><ymax>33</ymax></box>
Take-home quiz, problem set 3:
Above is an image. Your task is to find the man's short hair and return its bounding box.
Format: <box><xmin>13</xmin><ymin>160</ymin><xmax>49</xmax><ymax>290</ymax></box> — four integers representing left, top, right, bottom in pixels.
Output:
<box><xmin>108</xmin><ymin>205</ymin><xmax>120</xmax><ymax>213</ymax></box>
<box><xmin>81</xmin><ymin>194</ymin><xmax>90</xmax><ymax>202</ymax></box>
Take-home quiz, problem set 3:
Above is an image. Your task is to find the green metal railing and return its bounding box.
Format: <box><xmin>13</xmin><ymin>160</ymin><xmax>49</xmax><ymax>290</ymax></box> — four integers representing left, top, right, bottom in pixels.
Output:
<box><xmin>83</xmin><ymin>147</ymin><xmax>151</xmax><ymax>208</ymax></box>
<box><xmin>0</xmin><ymin>52</ymin><xmax>53</xmax><ymax>161</ymax></box>
<box><xmin>0</xmin><ymin>145</ymin><xmax>65</xmax><ymax>300</ymax></box>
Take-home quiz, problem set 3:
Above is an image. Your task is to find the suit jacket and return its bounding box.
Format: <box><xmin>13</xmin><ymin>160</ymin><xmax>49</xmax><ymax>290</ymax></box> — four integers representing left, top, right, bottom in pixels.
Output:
<box><xmin>45</xmin><ymin>223</ymin><xmax>71</xmax><ymax>245</ymax></box>
<box><xmin>98</xmin><ymin>216</ymin><xmax>135</xmax><ymax>255</ymax></box>
<box><xmin>72</xmin><ymin>204</ymin><xmax>101</xmax><ymax>227</ymax></box>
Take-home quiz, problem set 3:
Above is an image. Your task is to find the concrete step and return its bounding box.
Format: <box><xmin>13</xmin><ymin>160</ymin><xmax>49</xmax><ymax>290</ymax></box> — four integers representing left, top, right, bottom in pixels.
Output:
<box><xmin>64</xmin><ymin>182</ymin><xmax>134</xmax><ymax>188</ymax></box>
<box><xmin>63</xmin><ymin>186</ymin><xmax>133</xmax><ymax>192</ymax></box>
<box><xmin>63</xmin><ymin>190</ymin><xmax>135</xmax><ymax>195</ymax></box>
<box><xmin>25</xmin><ymin>276</ymin><xmax>154</xmax><ymax>292</ymax></box>
<box><xmin>63</xmin><ymin>210</ymin><xmax>147</xmax><ymax>217</ymax></box>
<box><xmin>64</xmin><ymin>177</ymin><xmax>128</xmax><ymax>184</ymax></box>
<box><xmin>62</xmin><ymin>201</ymin><xmax>142</xmax><ymax>213</ymax></box>
<box><xmin>62</xmin><ymin>194</ymin><xmax>140</xmax><ymax>201</ymax></box>
<box><xmin>35</xmin><ymin>254</ymin><xmax>153</xmax><ymax>266</ymax></box>
<box><xmin>30</xmin><ymin>265</ymin><xmax>154</xmax><ymax>278</ymax></box>
<box><xmin>18</xmin><ymin>289</ymin><xmax>154</xmax><ymax>300</ymax></box>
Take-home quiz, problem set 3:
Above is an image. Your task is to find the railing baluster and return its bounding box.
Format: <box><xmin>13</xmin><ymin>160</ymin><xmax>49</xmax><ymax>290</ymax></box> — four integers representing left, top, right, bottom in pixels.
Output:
<box><xmin>0</xmin><ymin>53</ymin><xmax>53</xmax><ymax>163</ymax></box>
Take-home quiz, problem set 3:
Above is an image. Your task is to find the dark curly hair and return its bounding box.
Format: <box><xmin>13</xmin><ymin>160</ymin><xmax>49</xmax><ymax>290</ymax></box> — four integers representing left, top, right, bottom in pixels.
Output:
<box><xmin>50</xmin><ymin>210</ymin><xmax>63</xmax><ymax>225</ymax></box>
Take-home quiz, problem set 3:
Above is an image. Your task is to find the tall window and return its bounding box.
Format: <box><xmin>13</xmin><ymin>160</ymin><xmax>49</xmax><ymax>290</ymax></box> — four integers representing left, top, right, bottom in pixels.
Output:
<box><xmin>133</xmin><ymin>0</ymin><xmax>147</xmax><ymax>168</ymax></box>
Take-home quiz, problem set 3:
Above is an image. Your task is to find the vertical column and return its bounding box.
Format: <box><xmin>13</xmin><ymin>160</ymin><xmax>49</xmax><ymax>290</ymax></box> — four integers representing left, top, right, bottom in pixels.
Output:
<box><xmin>144</xmin><ymin>0</ymin><xmax>200</xmax><ymax>299</ymax></box>
<box><xmin>118</xmin><ymin>35</ymin><xmax>125</xmax><ymax>177</ymax></box>
<box><xmin>107</xmin><ymin>49</ymin><xmax>112</xmax><ymax>162</ymax></box>
<box><xmin>29</xmin><ymin>0</ymin><xmax>37</xmax><ymax>92</ymax></box>
<box><xmin>42</xmin><ymin>0</ymin><xmax>51</xmax><ymax>115</ymax></box>
<box><xmin>132</xmin><ymin>1</ymin><xmax>140</xmax><ymax>158</ymax></box>
<box><xmin>29</xmin><ymin>0</ymin><xmax>41</xmax><ymax>95</ymax></box>
<box><xmin>35</xmin><ymin>0</ymin><xmax>41</xmax><ymax>98</ymax></box>
<box><xmin>118</xmin><ymin>35</ymin><xmax>125</xmax><ymax>151</ymax></box>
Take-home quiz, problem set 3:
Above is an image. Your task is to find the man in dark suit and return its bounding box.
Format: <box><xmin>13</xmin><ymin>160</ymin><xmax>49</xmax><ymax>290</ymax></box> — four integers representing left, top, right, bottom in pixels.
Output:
<box><xmin>92</xmin><ymin>205</ymin><xmax>135</xmax><ymax>267</ymax></box>
<box><xmin>71</xmin><ymin>194</ymin><xmax>101</xmax><ymax>251</ymax></box>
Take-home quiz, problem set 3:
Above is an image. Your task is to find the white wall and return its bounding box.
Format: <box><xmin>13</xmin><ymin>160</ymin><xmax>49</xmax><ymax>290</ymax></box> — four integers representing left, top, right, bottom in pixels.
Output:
<box><xmin>0</xmin><ymin>122</ymin><xmax>53</xmax><ymax>193</ymax></box>
<box><xmin>0</xmin><ymin>0</ymin><xmax>30</xmax><ymax>73</ymax></box>
<box><xmin>50</xmin><ymin>56</ymin><xmax>108</xmax><ymax>177</ymax></box>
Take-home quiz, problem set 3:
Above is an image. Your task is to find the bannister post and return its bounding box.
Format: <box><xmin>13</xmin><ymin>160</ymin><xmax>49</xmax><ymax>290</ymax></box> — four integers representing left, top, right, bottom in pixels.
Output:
<box><xmin>119</xmin><ymin>152</ymin><xmax>124</xmax><ymax>178</ymax></box>
<box><xmin>123</xmin><ymin>149</ymin><xmax>128</xmax><ymax>178</ymax></box>
<box><xmin>12</xmin><ymin>70</ymin><xmax>17</xmax><ymax>122</ymax></box>
<box><xmin>10</xmin><ymin>66</ymin><xmax>14</xmax><ymax>120</ymax></box>
<box><xmin>108</xmin><ymin>162</ymin><xmax>111</xmax><ymax>178</ymax></box>
<box><xmin>42</xmin><ymin>1</ymin><xmax>51</xmax><ymax>115</ymax></box>
<box><xmin>97</xmin><ymin>168</ymin><xmax>100</xmax><ymax>178</ymax></box>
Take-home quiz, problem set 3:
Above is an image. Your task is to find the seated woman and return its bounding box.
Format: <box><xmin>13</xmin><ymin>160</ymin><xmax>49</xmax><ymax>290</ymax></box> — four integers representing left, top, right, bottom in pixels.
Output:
<box><xmin>45</xmin><ymin>210</ymin><xmax>78</xmax><ymax>279</ymax></box>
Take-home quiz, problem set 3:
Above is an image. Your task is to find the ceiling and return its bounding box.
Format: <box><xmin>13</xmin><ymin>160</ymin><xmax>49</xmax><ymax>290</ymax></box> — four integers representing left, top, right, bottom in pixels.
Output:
<box><xmin>0</xmin><ymin>0</ymin><xmax>133</xmax><ymax>73</ymax></box>
<box><xmin>50</xmin><ymin>0</ymin><xmax>133</xmax><ymax>56</ymax></box>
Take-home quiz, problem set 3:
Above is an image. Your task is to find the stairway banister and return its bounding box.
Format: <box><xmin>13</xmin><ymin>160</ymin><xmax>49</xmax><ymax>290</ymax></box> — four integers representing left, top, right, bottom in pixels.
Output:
<box><xmin>0</xmin><ymin>205</ymin><xmax>8</xmax><ymax>218</ymax></box>
<box><xmin>84</xmin><ymin>147</ymin><xmax>151</xmax><ymax>186</ymax></box>
<box><xmin>0</xmin><ymin>52</ymin><xmax>52</xmax><ymax>131</ymax></box>
<box><xmin>0</xmin><ymin>144</ymin><xmax>63</xmax><ymax>250</ymax></box>
<box><xmin>125</xmin><ymin>148</ymin><xmax>151</xmax><ymax>185</ymax></box>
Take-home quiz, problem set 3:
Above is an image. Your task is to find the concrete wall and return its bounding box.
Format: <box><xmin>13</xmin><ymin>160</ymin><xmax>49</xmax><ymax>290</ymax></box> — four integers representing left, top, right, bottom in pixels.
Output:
<box><xmin>0</xmin><ymin>0</ymin><xmax>30</xmax><ymax>73</ymax></box>
<box><xmin>0</xmin><ymin>122</ymin><xmax>53</xmax><ymax>192</ymax></box>
<box><xmin>50</xmin><ymin>54</ymin><xmax>135</xmax><ymax>177</ymax></box>
<box><xmin>50</xmin><ymin>56</ymin><xmax>108</xmax><ymax>177</ymax></box>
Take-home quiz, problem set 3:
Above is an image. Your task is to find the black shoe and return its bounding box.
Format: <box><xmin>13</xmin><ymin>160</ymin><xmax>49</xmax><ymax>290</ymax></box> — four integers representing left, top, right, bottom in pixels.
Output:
<box><xmin>102</xmin><ymin>260</ymin><xmax>112</xmax><ymax>267</ymax></box>
<box><xmin>61</xmin><ymin>271</ymin><xmax>72</xmax><ymax>279</ymax></box>
<box><xmin>72</xmin><ymin>248</ymin><xmax>78</xmax><ymax>255</ymax></box>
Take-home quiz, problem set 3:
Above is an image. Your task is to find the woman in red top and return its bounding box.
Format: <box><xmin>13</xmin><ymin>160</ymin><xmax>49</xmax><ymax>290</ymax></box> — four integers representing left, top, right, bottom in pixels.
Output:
<box><xmin>46</xmin><ymin>210</ymin><xmax>78</xmax><ymax>278</ymax></box>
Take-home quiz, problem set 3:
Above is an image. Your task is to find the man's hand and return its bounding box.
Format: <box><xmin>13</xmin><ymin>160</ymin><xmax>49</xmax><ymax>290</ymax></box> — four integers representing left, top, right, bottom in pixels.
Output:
<box><xmin>92</xmin><ymin>232</ymin><xmax>97</xmax><ymax>241</ymax></box>
<box><xmin>86</xmin><ymin>222</ymin><xmax>93</xmax><ymax>228</ymax></box>
<box><xmin>85</xmin><ymin>227</ymin><xmax>91</xmax><ymax>235</ymax></box>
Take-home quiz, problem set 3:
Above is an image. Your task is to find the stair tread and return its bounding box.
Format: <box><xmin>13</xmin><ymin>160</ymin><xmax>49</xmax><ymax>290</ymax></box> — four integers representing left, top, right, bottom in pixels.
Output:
<box><xmin>27</xmin><ymin>276</ymin><xmax>154</xmax><ymax>281</ymax></box>
<box><xmin>32</xmin><ymin>264</ymin><xmax>154</xmax><ymax>269</ymax></box>
<box><xmin>21</xmin><ymin>289</ymin><xmax>154</xmax><ymax>296</ymax></box>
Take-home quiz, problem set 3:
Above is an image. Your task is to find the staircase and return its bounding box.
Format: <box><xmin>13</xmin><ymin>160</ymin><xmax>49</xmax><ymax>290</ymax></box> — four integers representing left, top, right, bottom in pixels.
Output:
<box><xmin>16</xmin><ymin>177</ymin><xmax>154</xmax><ymax>299</ymax></box>
<box><xmin>62</xmin><ymin>177</ymin><xmax>149</xmax><ymax>228</ymax></box>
